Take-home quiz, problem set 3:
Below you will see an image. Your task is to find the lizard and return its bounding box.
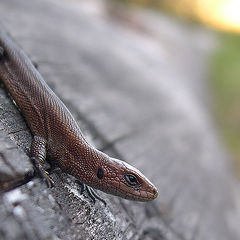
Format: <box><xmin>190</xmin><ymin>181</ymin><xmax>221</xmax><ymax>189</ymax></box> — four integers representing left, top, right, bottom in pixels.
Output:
<box><xmin>0</xmin><ymin>28</ymin><xmax>158</xmax><ymax>203</ymax></box>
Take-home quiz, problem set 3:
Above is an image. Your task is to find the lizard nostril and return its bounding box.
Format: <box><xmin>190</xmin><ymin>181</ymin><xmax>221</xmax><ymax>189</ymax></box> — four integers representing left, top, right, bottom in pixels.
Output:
<box><xmin>152</xmin><ymin>188</ymin><xmax>158</xmax><ymax>198</ymax></box>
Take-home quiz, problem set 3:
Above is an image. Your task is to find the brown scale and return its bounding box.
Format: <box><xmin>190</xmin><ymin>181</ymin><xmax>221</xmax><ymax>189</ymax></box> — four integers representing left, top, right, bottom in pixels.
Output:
<box><xmin>0</xmin><ymin>27</ymin><xmax>158</xmax><ymax>203</ymax></box>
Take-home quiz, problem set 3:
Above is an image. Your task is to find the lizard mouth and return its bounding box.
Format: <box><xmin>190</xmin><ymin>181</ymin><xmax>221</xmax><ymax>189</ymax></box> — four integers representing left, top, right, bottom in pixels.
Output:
<box><xmin>127</xmin><ymin>187</ymin><xmax>158</xmax><ymax>201</ymax></box>
<box><xmin>119</xmin><ymin>188</ymin><xmax>158</xmax><ymax>201</ymax></box>
<box><xmin>100</xmin><ymin>183</ymin><xmax>159</xmax><ymax>201</ymax></box>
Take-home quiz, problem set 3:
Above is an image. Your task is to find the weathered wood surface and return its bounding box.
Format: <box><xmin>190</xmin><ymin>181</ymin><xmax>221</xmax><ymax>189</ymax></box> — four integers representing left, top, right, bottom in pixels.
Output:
<box><xmin>0</xmin><ymin>0</ymin><xmax>240</xmax><ymax>239</ymax></box>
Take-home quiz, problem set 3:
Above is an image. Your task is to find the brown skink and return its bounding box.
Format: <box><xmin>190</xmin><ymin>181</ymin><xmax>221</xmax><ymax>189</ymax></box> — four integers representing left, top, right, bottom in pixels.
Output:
<box><xmin>0</xmin><ymin>28</ymin><xmax>158</xmax><ymax>202</ymax></box>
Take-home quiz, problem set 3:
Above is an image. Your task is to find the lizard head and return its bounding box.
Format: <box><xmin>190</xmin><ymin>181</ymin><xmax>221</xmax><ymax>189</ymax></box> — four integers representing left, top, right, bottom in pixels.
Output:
<box><xmin>89</xmin><ymin>156</ymin><xmax>158</xmax><ymax>201</ymax></box>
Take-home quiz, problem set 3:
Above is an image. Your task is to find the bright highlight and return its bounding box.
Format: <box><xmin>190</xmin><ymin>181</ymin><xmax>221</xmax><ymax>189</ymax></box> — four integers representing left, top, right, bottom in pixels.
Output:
<box><xmin>197</xmin><ymin>0</ymin><xmax>240</xmax><ymax>33</ymax></box>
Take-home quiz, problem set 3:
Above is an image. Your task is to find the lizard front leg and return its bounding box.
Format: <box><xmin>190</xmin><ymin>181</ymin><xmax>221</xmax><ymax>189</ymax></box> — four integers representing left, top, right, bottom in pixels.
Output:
<box><xmin>31</xmin><ymin>136</ymin><xmax>54</xmax><ymax>187</ymax></box>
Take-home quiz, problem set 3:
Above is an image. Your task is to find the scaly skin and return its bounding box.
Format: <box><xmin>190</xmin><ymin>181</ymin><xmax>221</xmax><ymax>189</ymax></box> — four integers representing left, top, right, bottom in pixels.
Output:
<box><xmin>0</xmin><ymin>28</ymin><xmax>158</xmax><ymax>202</ymax></box>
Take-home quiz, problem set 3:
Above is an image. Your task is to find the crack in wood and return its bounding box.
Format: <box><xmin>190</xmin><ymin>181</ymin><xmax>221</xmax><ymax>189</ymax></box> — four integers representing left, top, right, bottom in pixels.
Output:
<box><xmin>0</xmin><ymin>151</ymin><xmax>18</xmax><ymax>175</ymax></box>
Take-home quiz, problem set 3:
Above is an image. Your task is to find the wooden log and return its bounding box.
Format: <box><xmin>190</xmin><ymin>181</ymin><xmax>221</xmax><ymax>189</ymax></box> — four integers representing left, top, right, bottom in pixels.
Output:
<box><xmin>0</xmin><ymin>0</ymin><xmax>239</xmax><ymax>239</ymax></box>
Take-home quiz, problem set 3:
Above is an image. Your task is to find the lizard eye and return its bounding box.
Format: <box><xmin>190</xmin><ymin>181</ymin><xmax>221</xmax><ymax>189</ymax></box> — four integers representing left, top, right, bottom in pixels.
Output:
<box><xmin>124</xmin><ymin>174</ymin><xmax>139</xmax><ymax>186</ymax></box>
<box><xmin>97</xmin><ymin>168</ymin><xmax>104</xmax><ymax>179</ymax></box>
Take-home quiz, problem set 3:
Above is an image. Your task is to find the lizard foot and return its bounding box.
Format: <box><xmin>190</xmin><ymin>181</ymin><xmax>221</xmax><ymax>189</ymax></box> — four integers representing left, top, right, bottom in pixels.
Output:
<box><xmin>38</xmin><ymin>167</ymin><xmax>55</xmax><ymax>188</ymax></box>
<box><xmin>32</xmin><ymin>158</ymin><xmax>54</xmax><ymax>188</ymax></box>
<box><xmin>75</xmin><ymin>180</ymin><xmax>106</xmax><ymax>206</ymax></box>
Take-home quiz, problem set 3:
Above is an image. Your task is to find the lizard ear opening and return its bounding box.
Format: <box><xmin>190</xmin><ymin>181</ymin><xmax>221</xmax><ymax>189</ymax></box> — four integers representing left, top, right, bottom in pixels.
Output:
<box><xmin>97</xmin><ymin>168</ymin><xmax>104</xmax><ymax>179</ymax></box>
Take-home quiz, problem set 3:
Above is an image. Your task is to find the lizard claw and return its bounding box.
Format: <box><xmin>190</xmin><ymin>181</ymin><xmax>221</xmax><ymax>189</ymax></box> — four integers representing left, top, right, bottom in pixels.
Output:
<box><xmin>33</xmin><ymin>159</ymin><xmax>54</xmax><ymax>187</ymax></box>
<box><xmin>40</xmin><ymin>168</ymin><xmax>54</xmax><ymax>188</ymax></box>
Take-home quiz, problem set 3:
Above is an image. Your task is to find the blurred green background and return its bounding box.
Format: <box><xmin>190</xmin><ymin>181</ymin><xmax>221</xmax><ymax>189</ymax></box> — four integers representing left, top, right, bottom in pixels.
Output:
<box><xmin>211</xmin><ymin>33</ymin><xmax>240</xmax><ymax>175</ymax></box>
<box><xmin>115</xmin><ymin>0</ymin><xmax>240</xmax><ymax>176</ymax></box>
